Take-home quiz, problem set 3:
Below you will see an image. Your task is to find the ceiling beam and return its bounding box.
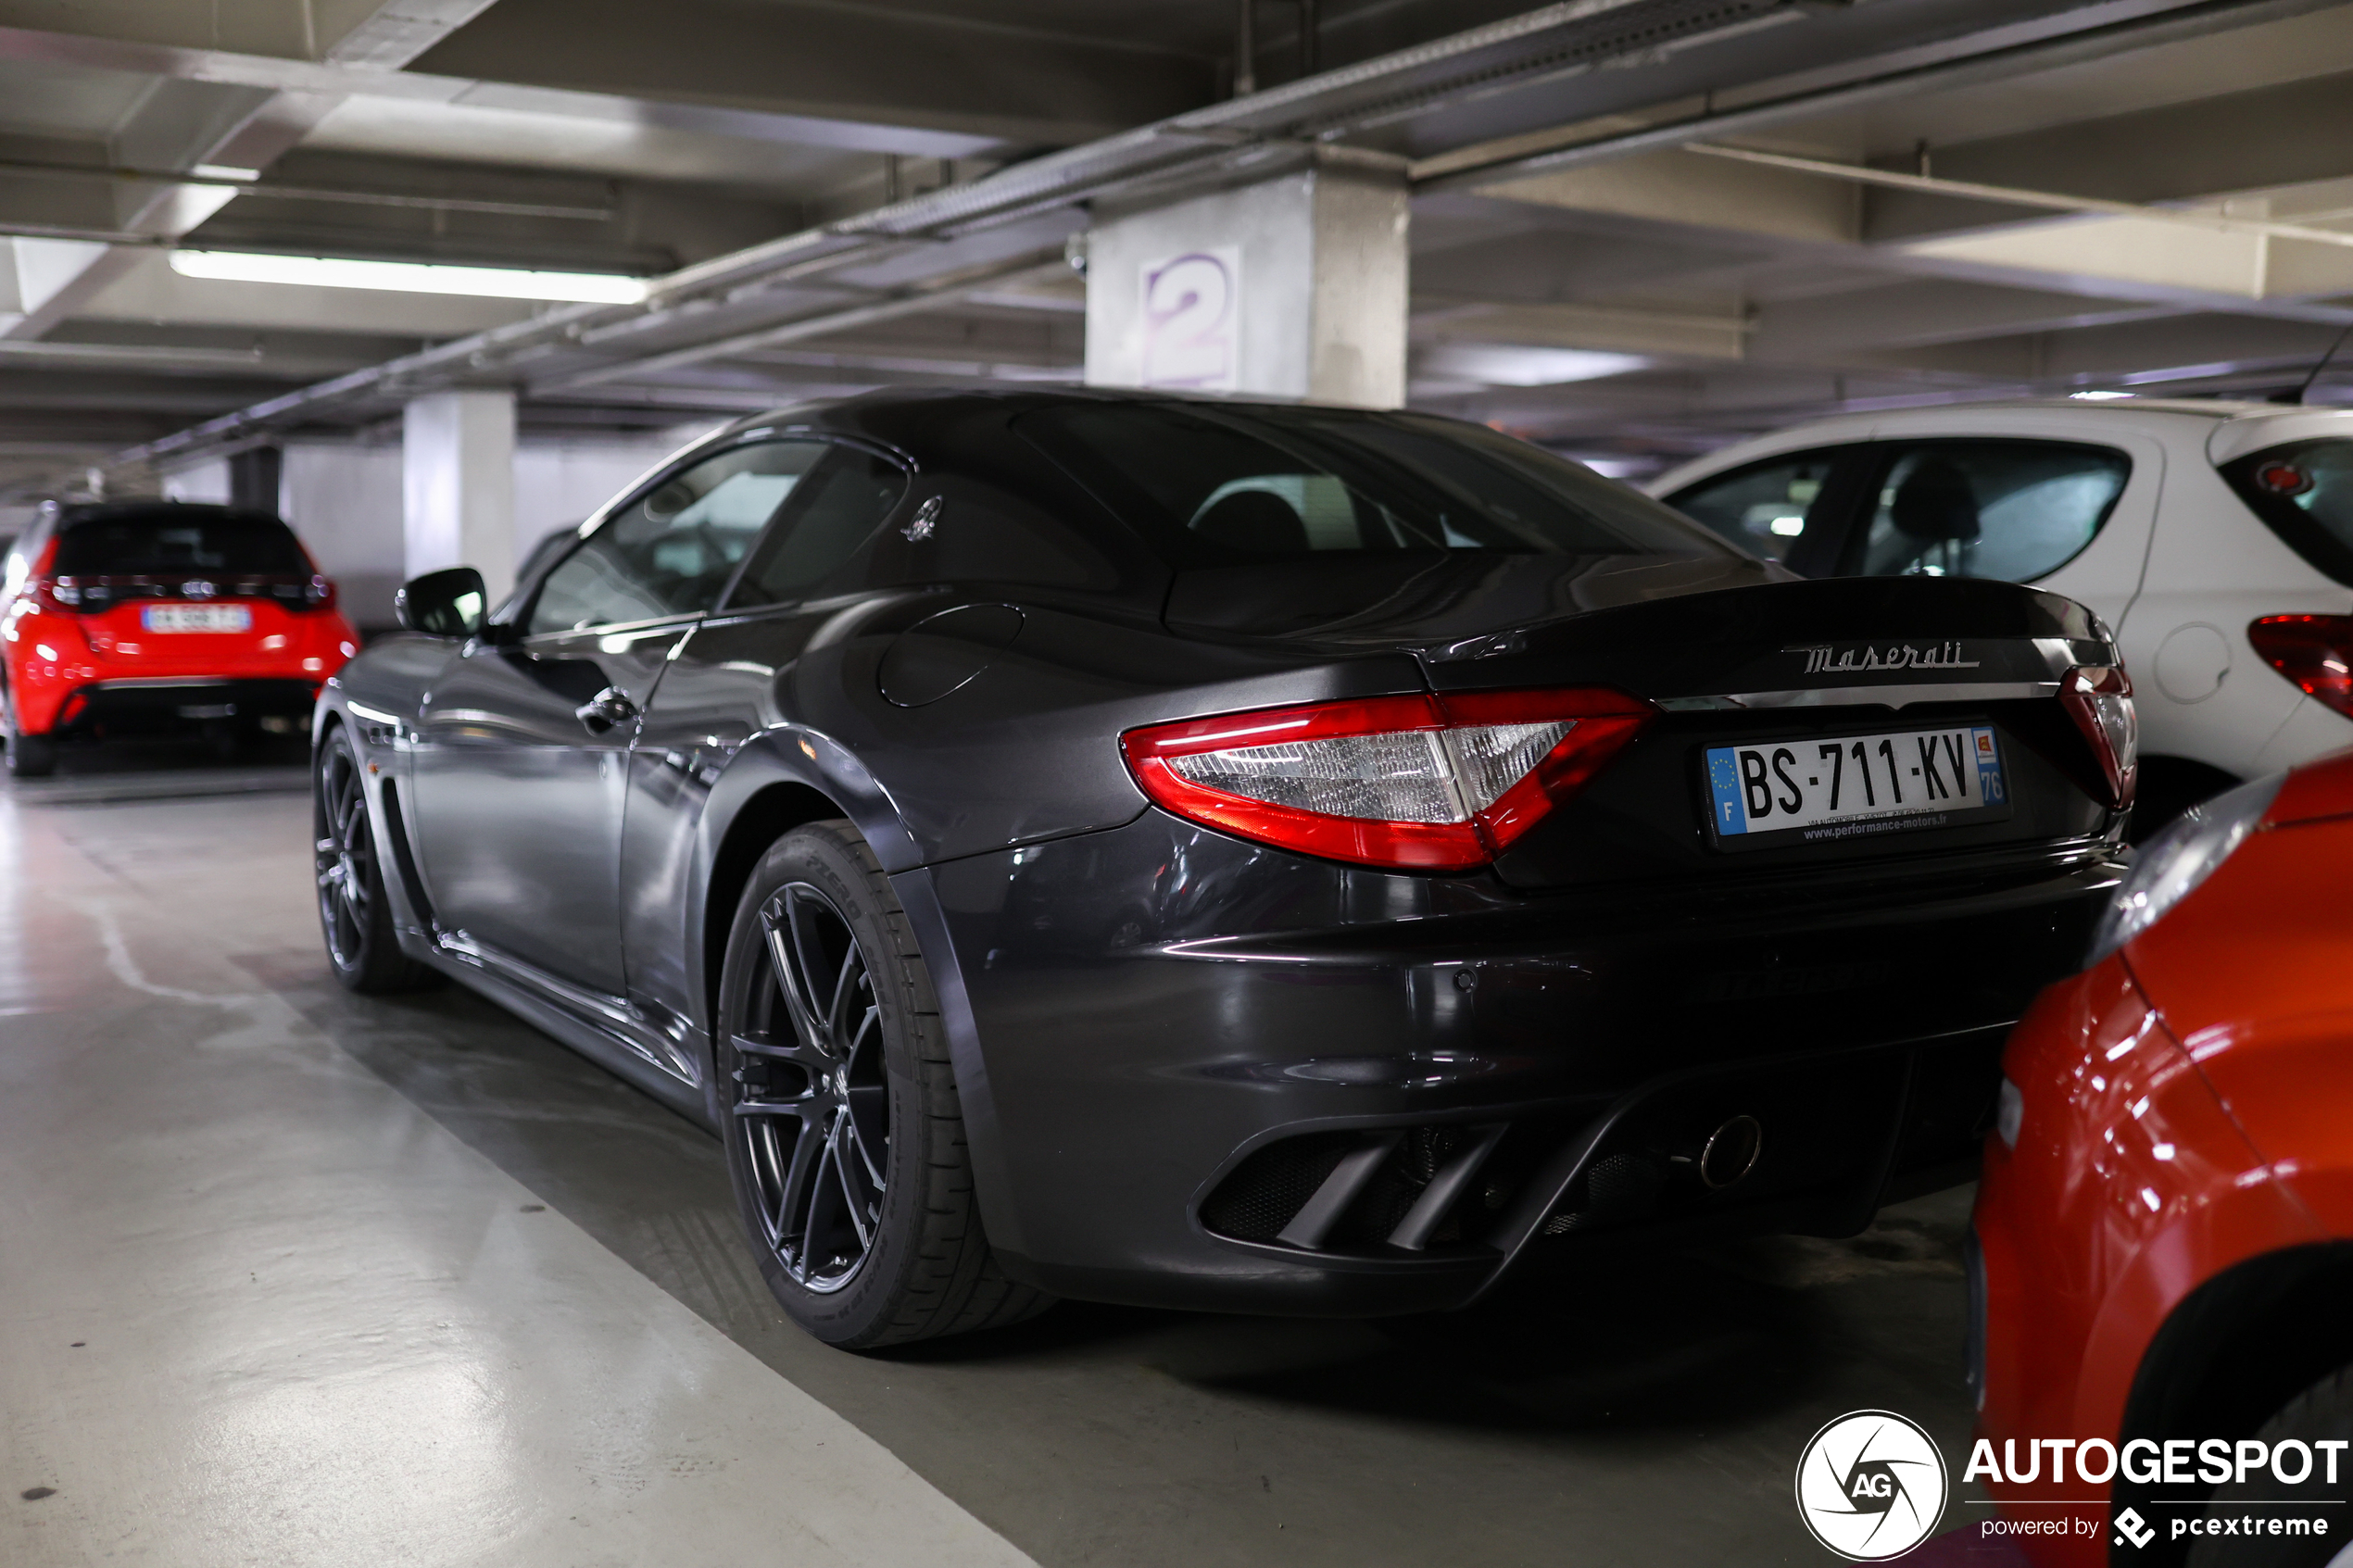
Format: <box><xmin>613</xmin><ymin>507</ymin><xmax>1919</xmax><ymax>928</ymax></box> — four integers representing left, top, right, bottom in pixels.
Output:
<box><xmin>1862</xmin><ymin>67</ymin><xmax>2353</xmax><ymax>244</ymax></box>
<box><xmin>0</xmin><ymin>0</ymin><xmax>525</xmax><ymax>342</ymax></box>
<box><xmin>1417</xmin><ymin>0</ymin><xmax>2353</xmax><ymax>194</ymax></box>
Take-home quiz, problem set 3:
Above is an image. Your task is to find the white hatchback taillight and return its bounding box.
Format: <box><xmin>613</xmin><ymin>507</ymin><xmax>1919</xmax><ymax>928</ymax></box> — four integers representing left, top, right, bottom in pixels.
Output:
<box><xmin>1122</xmin><ymin>688</ymin><xmax>1655</xmax><ymax>871</ymax></box>
<box><xmin>2058</xmin><ymin>664</ymin><xmax>2137</xmax><ymax>810</ymax></box>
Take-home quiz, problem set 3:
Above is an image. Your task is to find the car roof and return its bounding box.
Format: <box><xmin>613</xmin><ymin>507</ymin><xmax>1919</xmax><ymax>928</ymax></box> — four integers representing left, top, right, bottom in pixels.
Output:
<box><xmin>1644</xmin><ymin>397</ymin><xmax>2353</xmax><ymax>495</ymax></box>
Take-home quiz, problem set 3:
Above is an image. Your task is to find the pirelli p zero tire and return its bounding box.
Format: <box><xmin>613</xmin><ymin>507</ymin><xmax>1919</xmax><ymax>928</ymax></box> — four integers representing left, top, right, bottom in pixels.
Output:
<box><xmin>2186</xmin><ymin>1361</ymin><xmax>2353</xmax><ymax>1568</ymax></box>
<box><xmin>4</xmin><ymin>688</ymin><xmax>57</xmax><ymax>779</ymax></box>
<box><xmin>714</xmin><ymin>820</ymin><xmax>1050</xmax><ymax>1350</ymax></box>
<box><xmin>313</xmin><ymin>724</ymin><xmax>439</xmax><ymax>995</ymax></box>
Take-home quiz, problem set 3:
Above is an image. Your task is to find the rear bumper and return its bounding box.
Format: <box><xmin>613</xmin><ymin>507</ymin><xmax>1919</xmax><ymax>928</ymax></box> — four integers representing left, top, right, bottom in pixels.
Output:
<box><xmin>48</xmin><ymin>676</ymin><xmax>320</xmax><ymax>734</ymax></box>
<box><xmin>911</xmin><ymin>809</ymin><xmax>2123</xmax><ymax>1315</ymax></box>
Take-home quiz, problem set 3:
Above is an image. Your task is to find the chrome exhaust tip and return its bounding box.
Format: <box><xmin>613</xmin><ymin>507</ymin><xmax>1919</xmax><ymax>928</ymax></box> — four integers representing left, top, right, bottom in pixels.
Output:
<box><xmin>1698</xmin><ymin>1114</ymin><xmax>1764</xmax><ymax>1189</ymax></box>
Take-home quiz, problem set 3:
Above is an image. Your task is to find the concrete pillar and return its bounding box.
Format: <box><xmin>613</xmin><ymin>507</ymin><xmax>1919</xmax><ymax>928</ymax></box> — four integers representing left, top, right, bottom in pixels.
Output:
<box><xmin>403</xmin><ymin>390</ymin><xmax>516</xmax><ymax>604</ymax></box>
<box><xmin>228</xmin><ymin>446</ymin><xmax>282</xmax><ymax>514</ymax></box>
<box><xmin>1082</xmin><ymin>151</ymin><xmax>1409</xmax><ymax>409</ymax></box>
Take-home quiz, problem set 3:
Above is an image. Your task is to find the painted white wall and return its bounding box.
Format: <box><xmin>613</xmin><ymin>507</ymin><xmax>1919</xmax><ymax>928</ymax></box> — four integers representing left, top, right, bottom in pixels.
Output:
<box><xmin>160</xmin><ymin>458</ymin><xmax>231</xmax><ymax>505</ymax></box>
<box><xmin>224</xmin><ymin>425</ymin><xmax>716</xmax><ymax>631</ymax></box>
<box><xmin>281</xmin><ymin>441</ymin><xmax>407</xmax><ymax>629</ymax></box>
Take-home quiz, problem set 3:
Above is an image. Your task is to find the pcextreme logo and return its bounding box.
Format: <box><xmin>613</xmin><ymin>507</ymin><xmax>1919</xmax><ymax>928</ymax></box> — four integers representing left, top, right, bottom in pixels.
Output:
<box><xmin>1795</xmin><ymin>1410</ymin><xmax>1950</xmax><ymax>1561</ymax></box>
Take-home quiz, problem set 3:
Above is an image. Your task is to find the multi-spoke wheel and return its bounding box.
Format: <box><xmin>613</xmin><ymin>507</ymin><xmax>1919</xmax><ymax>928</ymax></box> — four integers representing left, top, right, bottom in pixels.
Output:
<box><xmin>313</xmin><ymin>725</ymin><xmax>437</xmax><ymax>994</ymax></box>
<box><xmin>715</xmin><ymin>820</ymin><xmax>1051</xmax><ymax>1348</ymax></box>
<box><xmin>734</xmin><ymin>882</ymin><xmax>891</xmax><ymax>1292</ymax></box>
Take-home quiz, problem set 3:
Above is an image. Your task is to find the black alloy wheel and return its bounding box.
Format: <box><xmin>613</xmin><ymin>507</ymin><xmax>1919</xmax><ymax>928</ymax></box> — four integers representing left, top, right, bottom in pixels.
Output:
<box><xmin>738</xmin><ymin>878</ymin><xmax>891</xmax><ymax>1293</ymax></box>
<box><xmin>313</xmin><ymin>726</ymin><xmax>437</xmax><ymax>994</ymax></box>
<box><xmin>2188</xmin><ymin>1360</ymin><xmax>2353</xmax><ymax>1567</ymax></box>
<box><xmin>715</xmin><ymin>820</ymin><xmax>1050</xmax><ymax>1348</ymax></box>
<box><xmin>3</xmin><ymin>686</ymin><xmax>57</xmax><ymax>778</ymax></box>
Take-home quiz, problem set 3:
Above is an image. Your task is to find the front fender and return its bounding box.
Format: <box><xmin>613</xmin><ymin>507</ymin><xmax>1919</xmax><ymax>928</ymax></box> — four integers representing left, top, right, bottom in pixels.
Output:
<box><xmin>685</xmin><ymin>726</ymin><xmax>1028</xmax><ymax>1253</ymax></box>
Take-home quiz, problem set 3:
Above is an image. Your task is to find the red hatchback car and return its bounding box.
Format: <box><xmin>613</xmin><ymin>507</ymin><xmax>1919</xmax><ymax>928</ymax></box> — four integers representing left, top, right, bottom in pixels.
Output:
<box><xmin>1972</xmin><ymin>748</ymin><xmax>2353</xmax><ymax>1566</ymax></box>
<box><xmin>1</xmin><ymin>501</ymin><xmax>357</xmax><ymax>776</ymax></box>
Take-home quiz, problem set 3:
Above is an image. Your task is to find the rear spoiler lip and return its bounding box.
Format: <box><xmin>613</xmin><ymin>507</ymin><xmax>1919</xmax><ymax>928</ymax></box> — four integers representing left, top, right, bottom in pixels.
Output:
<box><xmin>1657</xmin><ymin>679</ymin><xmax>2059</xmax><ymax>712</ymax></box>
<box><xmin>1642</xmin><ymin>633</ymin><xmax>2105</xmax><ymax>712</ymax></box>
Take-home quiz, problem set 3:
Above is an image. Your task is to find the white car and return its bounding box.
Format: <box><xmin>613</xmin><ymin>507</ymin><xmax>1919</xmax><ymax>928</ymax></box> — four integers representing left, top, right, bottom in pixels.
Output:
<box><xmin>1648</xmin><ymin>399</ymin><xmax>2353</xmax><ymax>832</ymax></box>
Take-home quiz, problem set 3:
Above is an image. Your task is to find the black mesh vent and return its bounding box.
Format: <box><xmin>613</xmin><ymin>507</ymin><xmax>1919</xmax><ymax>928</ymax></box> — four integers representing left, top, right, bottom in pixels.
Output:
<box><xmin>1198</xmin><ymin>1132</ymin><xmax>1359</xmax><ymax>1241</ymax></box>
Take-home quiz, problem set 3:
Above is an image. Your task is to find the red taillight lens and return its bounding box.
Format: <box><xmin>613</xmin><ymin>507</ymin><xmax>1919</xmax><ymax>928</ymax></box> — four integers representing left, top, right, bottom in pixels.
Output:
<box><xmin>2058</xmin><ymin>664</ymin><xmax>2137</xmax><ymax>810</ymax></box>
<box><xmin>33</xmin><ymin>575</ymin><xmax>82</xmax><ymax>611</ymax></box>
<box><xmin>1120</xmin><ymin>687</ymin><xmax>1655</xmax><ymax>871</ymax></box>
<box><xmin>2249</xmin><ymin>614</ymin><xmax>2353</xmax><ymax>720</ymax></box>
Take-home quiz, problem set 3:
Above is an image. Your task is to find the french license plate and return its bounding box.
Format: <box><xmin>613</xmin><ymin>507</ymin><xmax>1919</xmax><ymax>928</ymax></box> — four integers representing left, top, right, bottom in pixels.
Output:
<box><xmin>143</xmin><ymin>604</ymin><xmax>251</xmax><ymax>633</ymax></box>
<box><xmin>1703</xmin><ymin>724</ymin><xmax>2009</xmax><ymax>848</ymax></box>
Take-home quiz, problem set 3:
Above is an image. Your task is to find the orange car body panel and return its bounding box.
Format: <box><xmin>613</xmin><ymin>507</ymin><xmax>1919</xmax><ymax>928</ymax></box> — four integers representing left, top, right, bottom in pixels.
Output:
<box><xmin>1973</xmin><ymin>751</ymin><xmax>2353</xmax><ymax>1565</ymax></box>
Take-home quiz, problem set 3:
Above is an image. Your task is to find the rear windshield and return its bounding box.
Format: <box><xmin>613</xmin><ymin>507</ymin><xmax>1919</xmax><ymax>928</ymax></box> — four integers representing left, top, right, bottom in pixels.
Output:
<box><xmin>2221</xmin><ymin>439</ymin><xmax>2353</xmax><ymax>585</ymax></box>
<box><xmin>1017</xmin><ymin>403</ymin><xmax>1733</xmax><ymax>566</ymax></box>
<box><xmin>54</xmin><ymin>509</ymin><xmax>310</xmax><ymax>576</ymax></box>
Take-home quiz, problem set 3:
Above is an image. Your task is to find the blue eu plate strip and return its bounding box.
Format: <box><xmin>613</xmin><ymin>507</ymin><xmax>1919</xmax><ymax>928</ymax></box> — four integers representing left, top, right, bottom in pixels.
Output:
<box><xmin>1705</xmin><ymin>749</ymin><xmax>1748</xmax><ymax>835</ymax></box>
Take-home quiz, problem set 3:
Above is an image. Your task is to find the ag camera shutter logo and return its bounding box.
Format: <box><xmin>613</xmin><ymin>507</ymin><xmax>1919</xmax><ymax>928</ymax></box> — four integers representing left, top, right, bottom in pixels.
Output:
<box><xmin>1795</xmin><ymin>1410</ymin><xmax>1950</xmax><ymax>1560</ymax></box>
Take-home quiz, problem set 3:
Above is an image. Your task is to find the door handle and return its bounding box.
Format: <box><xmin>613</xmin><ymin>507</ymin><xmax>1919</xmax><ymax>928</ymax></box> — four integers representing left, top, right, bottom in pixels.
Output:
<box><xmin>573</xmin><ymin>686</ymin><xmax>639</xmax><ymax>733</ymax></box>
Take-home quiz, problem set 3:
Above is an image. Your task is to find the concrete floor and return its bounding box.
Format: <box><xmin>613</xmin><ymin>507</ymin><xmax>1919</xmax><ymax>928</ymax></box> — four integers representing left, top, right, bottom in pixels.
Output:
<box><xmin>4</xmin><ymin>739</ymin><xmax>2005</xmax><ymax>1566</ymax></box>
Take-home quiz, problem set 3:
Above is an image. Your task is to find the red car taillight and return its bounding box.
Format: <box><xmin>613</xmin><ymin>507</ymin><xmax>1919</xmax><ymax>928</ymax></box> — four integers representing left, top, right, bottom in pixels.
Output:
<box><xmin>1120</xmin><ymin>687</ymin><xmax>1655</xmax><ymax>872</ymax></box>
<box><xmin>32</xmin><ymin>575</ymin><xmax>83</xmax><ymax>611</ymax></box>
<box><xmin>2249</xmin><ymin>614</ymin><xmax>2353</xmax><ymax>720</ymax></box>
<box><xmin>2058</xmin><ymin>664</ymin><xmax>2137</xmax><ymax>810</ymax></box>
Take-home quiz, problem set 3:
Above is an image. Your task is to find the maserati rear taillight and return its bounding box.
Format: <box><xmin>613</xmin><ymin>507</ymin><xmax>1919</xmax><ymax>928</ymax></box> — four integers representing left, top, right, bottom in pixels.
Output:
<box><xmin>1121</xmin><ymin>688</ymin><xmax>1655</xmax><ymax>871</ymax></box>
<box><xmin>2249</xmin><ymin>614</ymin><xmax>2353</xmax><ymax>719</ymax></box>
<box><xmin>2058</xmin><ymin>664</ymin><xmax>2137</xmax><ymax>810</ymax></box>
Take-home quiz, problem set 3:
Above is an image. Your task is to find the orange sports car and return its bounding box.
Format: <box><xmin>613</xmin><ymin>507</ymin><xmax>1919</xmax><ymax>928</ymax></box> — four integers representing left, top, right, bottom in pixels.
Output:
<box><xmin>1971</xmin><ymin>746</ymin><xmax>2353</xmax><ymax>1566</ymax></box>
<box><xmin>2</xmin><ymin>500</ymin><xmax>357</xmax><ymax>776</ymax></box>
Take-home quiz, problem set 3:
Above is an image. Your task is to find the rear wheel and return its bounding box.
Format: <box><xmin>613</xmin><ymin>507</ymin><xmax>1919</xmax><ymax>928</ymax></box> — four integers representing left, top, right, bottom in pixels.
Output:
<box><xmin>314</xmin><ymin>726</ymin><xmax>437</xmax><ymax>993</ymax></box>
<box><xmin>2187</xmin><ymin>1361</ymin><xmax>2353</xmax><ymax>1567</ymax></box>
<box><xmin>714</xmin><ymin>821</ymin><xmax>1050</xmax><ymax>1349</ymax></box>
<box><xmin>4</xmin><ymin>689</ymin><xmax>56</xmax><ymax>779</ymax></box>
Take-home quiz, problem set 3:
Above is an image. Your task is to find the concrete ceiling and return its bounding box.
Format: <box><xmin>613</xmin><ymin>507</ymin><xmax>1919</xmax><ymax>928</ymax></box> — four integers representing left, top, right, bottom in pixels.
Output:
<box><xmin>0</xmin><ymin>0</ymin><xmax>2345</xmax><ymax>495</ymax></box>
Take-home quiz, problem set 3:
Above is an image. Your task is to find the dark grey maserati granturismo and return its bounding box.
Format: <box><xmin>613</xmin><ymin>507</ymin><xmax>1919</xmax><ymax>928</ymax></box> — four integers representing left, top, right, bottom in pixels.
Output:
<box><xmin>315</xmin><ymin>389</ymin><xmax>2135</xmax><ymax>1348</ymax></box>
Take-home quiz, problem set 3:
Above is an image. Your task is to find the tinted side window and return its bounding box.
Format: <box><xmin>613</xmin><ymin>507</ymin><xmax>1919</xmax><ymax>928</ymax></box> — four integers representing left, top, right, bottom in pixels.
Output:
<box><xmin>1019</xmin><ymin>403</ymin><xmax>1729</xmax><ymax>564</ymax></box>
<box><xmin>1664</xmin><ymin>447</ymin><xmax>1850</xmax><ymax>567</ymax></box>
<box><xmin>1852</xmin><ymin>441</ymin><xmax>2128</xmax><ymax>583</ymax></box>
<box><xmin>529</xmin><ymin>440</ymin><xmax>827</xmax><ymax>633</ymax></box>
<box><xmin>2219</xmin><ymin>439</ymin><xmax>2353</xmax><ymax>586</ymax></box>
<box><xmin>727</xmin><ymin>446</ymin><xmax>909</xmax><ymax>607</ymax></box>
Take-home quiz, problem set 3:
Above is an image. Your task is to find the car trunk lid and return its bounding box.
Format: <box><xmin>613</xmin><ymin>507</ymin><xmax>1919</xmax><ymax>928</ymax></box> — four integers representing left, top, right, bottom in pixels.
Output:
<box><xmin>1406</xmin><ymin>575</ymin><xmax>2119</xmax><ymax>888</ymax></box>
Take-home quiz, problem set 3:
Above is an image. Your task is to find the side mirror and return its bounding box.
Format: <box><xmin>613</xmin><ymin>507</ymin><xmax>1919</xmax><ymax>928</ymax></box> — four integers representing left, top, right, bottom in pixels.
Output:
<box><xmin>395</xmin><ymin>566</ymin><xmax>487</xmax><ymax>638</ymax></box>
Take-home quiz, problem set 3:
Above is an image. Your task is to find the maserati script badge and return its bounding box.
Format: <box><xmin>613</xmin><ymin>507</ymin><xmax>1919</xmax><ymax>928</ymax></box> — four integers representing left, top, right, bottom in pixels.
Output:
<box><xmin>1786</xmin><ymin>640</ymin><xmax>1980</xmax><ymax>675</ymax></box>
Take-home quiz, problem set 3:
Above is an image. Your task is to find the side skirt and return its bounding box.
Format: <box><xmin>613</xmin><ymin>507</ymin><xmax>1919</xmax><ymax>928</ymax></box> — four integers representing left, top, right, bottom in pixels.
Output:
<box><xmin>421</xmin><ymin>935</ymin><xmax>713</xmax><ymax>1129</ymax></box>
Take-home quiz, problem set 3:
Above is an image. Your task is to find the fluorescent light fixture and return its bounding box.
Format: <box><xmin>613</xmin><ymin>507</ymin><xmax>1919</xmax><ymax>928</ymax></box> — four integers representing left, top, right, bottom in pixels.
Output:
<box><xmin>189</xmin><ymin>164</ymin><xmax>259</xmax><ymax>182</ymax></box>
<box><xmin>170</xmin><ymin>249</ymin><xmax>648</xmax><ymax>304</ymax></box>
<box><xmin>2070</xmin><ymin>389</ymin><xmax>2133</xmax><ymax>401</ymax></box>
<box><xmin>1423</xmin><ymin>343</ymin><xmax>1648</xmax><ymax>387</ymax></box>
